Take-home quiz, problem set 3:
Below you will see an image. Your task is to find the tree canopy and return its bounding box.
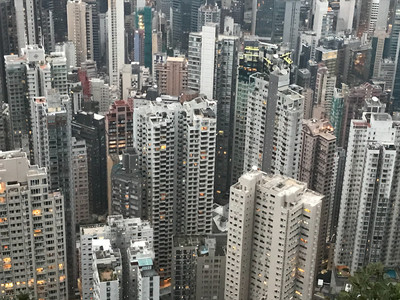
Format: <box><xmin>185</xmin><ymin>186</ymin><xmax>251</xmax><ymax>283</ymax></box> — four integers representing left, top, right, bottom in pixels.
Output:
<box><xmin>337</xmin><ymin>263</ymin><xmax>400</xmax><ymax>300</ymax></box>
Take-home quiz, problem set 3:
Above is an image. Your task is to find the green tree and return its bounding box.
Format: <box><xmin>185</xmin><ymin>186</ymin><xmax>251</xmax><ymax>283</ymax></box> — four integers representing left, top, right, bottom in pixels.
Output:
<box><xmin>337</xmin><ymin>263</ymin><xmax>400</xmax><ymax>300</ymax></box>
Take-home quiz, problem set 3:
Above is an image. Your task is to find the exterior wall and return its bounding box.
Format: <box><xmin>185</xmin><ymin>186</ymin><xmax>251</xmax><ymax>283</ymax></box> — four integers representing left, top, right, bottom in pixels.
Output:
<box><xmin>225</xmin><ymin>171</ymin><xmax>322</xmax><ymax>300</ymax></box>
<box><xmin>0</xmin><ymin>150</ymin><xmax>67</xmax><ymax>299</ymax></box>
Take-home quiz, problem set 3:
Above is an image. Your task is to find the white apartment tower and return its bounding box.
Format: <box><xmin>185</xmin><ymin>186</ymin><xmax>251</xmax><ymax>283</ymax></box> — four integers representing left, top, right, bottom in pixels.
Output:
<box><xmin>188</xmin><ymin>25</ymin><xmax>217</xmax><ymax>98</ymax></box>
<box><xmin>225</xmin><ymin>171</ymin><xmax>323</xmax><ymax>300</ymax></box>
<box><xmin>0</xmin><ymin>150</ymin><xmax>67</xmax><ymax>299</ymax></box>
<box><xmin>335</xmin><ymin>113</ymin><xmax>400</xmax><ymax>272</ymax></box>
<box><xmin>134</xmin><ymin>97</ymin><xmax>217</xmax><ymax>280</ymax></box>
<box><xmin>108</xmin><ymin>0</ymin><xmax>125</xmax><ymax>88</ymax></box>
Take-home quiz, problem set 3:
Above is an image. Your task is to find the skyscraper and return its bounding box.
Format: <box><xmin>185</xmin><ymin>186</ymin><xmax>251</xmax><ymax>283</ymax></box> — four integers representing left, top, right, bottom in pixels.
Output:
<box><xmin>30</xmin><ymin>92</ymin><xmax>77</xmax><ymax>295</ymax></box>
<box><xmin>71</xmin><ymin>137</ymin><xmax>90</xmax><ymax>224</ymax></box>
<box><xmin>108</xmin><ymin>0</ymin><xmax>125</xmax><ymax>88</ymax></box>
<box><xmin>299</xmin><ymin>119</ymin><xmax>337</xmax><ymax>272</ymax></box>
<box><xmin>242</xmin><ymin>71</ymin><xmax>304</xmax><ymax>179</ymax></box>
<box><xmin>134</xmin><ymin>97</ymin><xmax>216</xmax><ymax>281</ymax></box>
<box><xmin>214</xmin><ymin>35</ymin><xmax>239</xmax><ymax>203</ymax></box>
<box><xmin>67</xmin><ymin>0</ymin><xmax>94</xmax><ymax>66</ymax></box>
<box><xmin>255</xmin><ymin>0</ymin><xmax>301</xmax><ymax>49</ymax></box>
<box><xmin>335</xmin><ymin>112</ymin><xmax>400</xmax><ymax>271</ymax></box>
<box><xmin>225</xmin><ymin>171</ymin><xmax>323</xmax><ymax>300</ymax></box>
<box><xmin>0</xmin><ymin>150</ymin><xmax>68</xmax><ymax>299</ymax></box>
<box><xmin>72</xmin><ymin>111</ymin><xmax>108</xmax><ymax>215</ymax></box>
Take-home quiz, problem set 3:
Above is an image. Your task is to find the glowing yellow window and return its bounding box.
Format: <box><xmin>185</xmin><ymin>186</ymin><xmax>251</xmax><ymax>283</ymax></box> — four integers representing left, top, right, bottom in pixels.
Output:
<box><xmin>0</xmin><ymin>217</ymin><xmax>7</xmax><ymax>223</ymax></box>
<box><xmin>3</xmin><ymin>257</ymin><xmax>11</xmax><ymax>263</ymax></box>
<box><xmin>304</xmin><ymin>208</ymin><xmax>311</xmax><ymax>213</ymax></box>
<box><xmin>201</xmin><ymin>126</ymin><xmax>208</xmax><ymax>130</ymax></box>
<box><xmin>32</xmin><ymin>209</ymin><xmax>41</xmax><ymax>216</ymax></box>
<box><xmin>160</xmin><ymin>145</ymin><xmax>166</xmax><ymax>150</ymax></box>
<box><xmin>58</xmin><ymin>263</ymin><xmax>64</xmax><ymax>270</ymax></box>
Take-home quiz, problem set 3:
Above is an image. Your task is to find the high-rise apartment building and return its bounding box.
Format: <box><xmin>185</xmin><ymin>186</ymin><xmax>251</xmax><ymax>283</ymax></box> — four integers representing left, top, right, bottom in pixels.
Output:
<box><xmin>30</xmin><ymin>92</ymin><xmax>77</xmax><ymax>295</ymax></box>
<box><xmin>71</xmin><ymin>137</ymin><xmax>90</xmax><ymax>224</ymax></box>
<box><xmin>108</xmin><ymin>0</ymin><xmax>125</xmax><ymax>88</ymax></box>
<box><xmin>134</xmin><ymin>97</ymin><xmax>217</xmax><ymax>281</ymax></box>
<box><xmin>187</xmin><ymin>25</ymin><xmax>217</xmax><ymax>98</ymax></box>
<box><xmin>339</xmin><ymin>83</ymin><xmax>386</xmax><ymax>148</ymax></box>
<box><xmin>111</xmin><ymin>148</ymin><xmax>142</xmax><ymax>217</ymax></box>
<box><xmin>225</xmin><ymin>171</ymin><xmax>323</xmax><ymax>300</ymax></box>
<box><xmin>67</xmin><ymin>0</ymin><xmax>94</xmax><ymax>66</ymax></box>
<box><xmin>335</xmin><ymin>112</ymin><xmax>400</xmax><ymax>272</ymax></box>
<box><xmin>242</xmin><ymin>71</ymin><xmax>304</xmax><ymax>179</ymax></box>
<box><xmin>158</xmin><ymin>57</ymin><xmax>188</xmax><ymax>96</ymax></box>
<box><xmin>92</xmin><ymin>239</ymin><xmax>122</xmax><ymax>300</ymax></box>
<box><xmin>0</xmin><ymin>150</ymin><xmax>67</xmax><ymax>299</ymax></box>
<box><xmin>299</xmin><ymin>119</ymin><xmax>337</xmax><ymax>272</ymax></box>
<box><xmin>231</xmin><ymin>40</ymin><xmax>267</xmax><ymax>185</ymax></box>
<box><xmin>4</xmin><ymin>46</ymin><xmax>68</xmax><ymax>151</ymax></box>
<box><xmin>72</xmin><ymin>111</ymin><xmax>108</xmax><ymax>215</ymax></box>
<box><xmin>106</xmin><ymin>100</ymin><xmax>133</xmax><ymax>155</ymax></box>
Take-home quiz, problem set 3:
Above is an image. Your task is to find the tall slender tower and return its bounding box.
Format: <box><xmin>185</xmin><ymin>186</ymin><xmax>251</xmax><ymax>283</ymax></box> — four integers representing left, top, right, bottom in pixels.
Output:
<box><xmin>225</xmin><ymin>171</ymin><xmax>323</xmax><ymax>300</ymax></box>
<box><xmin>335</xmin><ymin>112</ymin><xmax>400</xmax><ymax>272</ymax></box>
<box><xmin>214</xmin><ymin>35</ymin><xmax>239</xmax><ymax>203</ymax></box>
<box><xmin>67</xmin><ymin>0</ymin><xmax>94</xmax><ymax>66</ymax></box>
<box><xmin>108</xmin><ymin>0</ymin><xmax>125</xmax><ymax>88</ymax></box>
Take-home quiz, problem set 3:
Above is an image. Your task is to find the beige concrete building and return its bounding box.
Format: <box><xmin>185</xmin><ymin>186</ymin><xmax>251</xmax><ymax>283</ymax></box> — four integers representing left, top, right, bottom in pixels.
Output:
<box><xmin>299</xmin><ymin>119</ymin><xmax>337</xmax><ymax>272</ymax></box>
<box><xmin>158</xmin><ymin>57</ymin><xmax>188</xmax><ymax>96</ymax></box>
<box><xmin>225</xmin><ymin>171</ymin><xmax>323</xmax><ymax>300</ymax></box>
<box><xmin>67</xmin><ymin>0</ymin><xmax>92</xmax><ymax>66</ymax></box>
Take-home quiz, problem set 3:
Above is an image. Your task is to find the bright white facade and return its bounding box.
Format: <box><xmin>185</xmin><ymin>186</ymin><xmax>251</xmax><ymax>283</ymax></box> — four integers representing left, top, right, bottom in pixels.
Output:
<box><xmin>92</xmin><ymin>239</ymin><xmax>122</xmax><ymax>300</ymax></box>
<box><xmin>188</xmin><ymin>25</ymin><xmax>217</xmax><ymax>98</ymax></box>
<box><xmin>200</xmin><ymin>25</ymin><xmax>216</xmax><ymax>99</ymax></box>
<box><xmin>107</xmin><ymin>0</ymin><xmax>125</xmax><ymax>88</ymax></box>
<box><xmin>0</xmin><ymin>150</ymin><xmax>68</xmax><ymax>299</ymax></box>
<box><xmin>225</xmin><ymin>171</ymin><xmax>323</xmax><ymax>300</ymax></box>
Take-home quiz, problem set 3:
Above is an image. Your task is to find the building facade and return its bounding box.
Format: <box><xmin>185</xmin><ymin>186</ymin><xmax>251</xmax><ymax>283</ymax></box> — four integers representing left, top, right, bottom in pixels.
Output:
<box><xmin>0</xmin><ymin>150</ymin><xmax>67</xmax><ymax>299</ymax></box>
<box><xmin>225</xmin><ymin>171</ymin><xmax>323</xmax><ymax>300</ymax></box>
